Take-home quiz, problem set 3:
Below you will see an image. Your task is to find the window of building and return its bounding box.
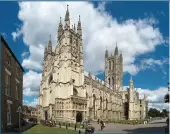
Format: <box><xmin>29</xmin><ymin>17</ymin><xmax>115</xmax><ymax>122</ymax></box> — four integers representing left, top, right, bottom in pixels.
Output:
<box><xmin>72</xmin><ymin>79</ymin><xmax>75</xmax><ymax>83</ymax></box>
<box><xmin>100</xmin><ymin>97</ymin><xmax>102</xmax><ymax>108</ymax></box>
<box><xmin>73</xmin><ymin>88</ymin><xmax>78</xmax><ymax>96</ymax></box>
<box><xmin>109</xmin><ymin>61</ymin><xmax>111</xmax><ymax>70</ymax></box>
<box><xmin>108</xmin><ymin>78</ymin><xmax>110</xmax><ymax>85</ymax></box>
<box><xmin>112</xmin><ymin>77</ymin><xmax>114</xmax><ymax>86</ymax></box>
<box><xmin>5</xmin><ymin>73</ymin><xmax>11</xmax><ymax>96</ymax></box>
<box><xmin>86</xmin><ymin>92</ymin><xmax>88</xmax><ymax>99</ymax></box>
<box><xmin>7</xmin><ymin>103</ymin><xmax>11</xmax><ymax>125</ymax></box>
<box><xmin>16</xmin><ymin>65</ymin><xmax>20</xmax><ymax>75</ymax></box>
<box><xmin>48</xmin><ymin>74</ymin><xmax>53</xmax><ymax>85</ymax></box>
<box><xmin>16</xmin><ymin>84</ymin><xmax>19</xmax><ymax>100</ymax></box>
<box><xmin>6</xmin><ymin>53</ymin><xmax>11</xmax><ymax>66</ymax></box>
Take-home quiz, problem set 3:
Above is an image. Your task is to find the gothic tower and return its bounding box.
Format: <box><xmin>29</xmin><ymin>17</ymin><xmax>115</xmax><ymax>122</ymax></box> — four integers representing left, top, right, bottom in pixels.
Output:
<box><xmin>52</xmin><ymin>5</ymin><xmax>84</xmax><ymax>98</ymax></box>
<box><xmin>105</xmin><ymin>43</ymin><xmax>123</xmax><ymax>91</ymax></box>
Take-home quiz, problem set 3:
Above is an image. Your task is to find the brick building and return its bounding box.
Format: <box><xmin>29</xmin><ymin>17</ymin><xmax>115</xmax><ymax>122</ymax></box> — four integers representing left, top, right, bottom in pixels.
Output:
<box><xmin>0</xmin><ymin>35</ymin><xmax>24</xmax><ymax>132</ymax></box>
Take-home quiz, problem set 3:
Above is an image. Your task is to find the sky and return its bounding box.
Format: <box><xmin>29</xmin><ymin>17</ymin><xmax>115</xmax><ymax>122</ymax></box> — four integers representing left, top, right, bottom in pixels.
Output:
<box><xmin>0</xmin><ymin>1</ymin><xmax>169</xmax><ymax>111</ymax></box>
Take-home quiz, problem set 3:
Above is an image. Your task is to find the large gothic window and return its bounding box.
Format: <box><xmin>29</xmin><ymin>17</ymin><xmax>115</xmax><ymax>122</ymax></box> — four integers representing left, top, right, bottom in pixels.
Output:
<box><xmin>48</xmin><ymin>74</ymin><xmax>53</xmax><ymax>85</ymax></box>
<box><xmin>106</xmin><ymin>99</ymin><xmax>108</xmax><ymax>110</ymax></box>
<box><xmin>93</xmin><ymin>94</ymin><xmax>96</xmax><ymax>108</ymax></box>
<box><xmin>100</xmin><ymin>97</ymin><xmax>102</xmax><ymax>108</ymax></box>
<box><xmin>109</xmin><ymin>61</ymin><xmax>111</xmax><ymax>70</ymax></box>
<box><xmin>73</xmin><ymin>88</ymin><xmax>78</xmax><ymax>96</ymax></box>
<box><xmin>108</xmin><ymin>78</ymin><xmax>110</xmax><ymax>85</ymax></box>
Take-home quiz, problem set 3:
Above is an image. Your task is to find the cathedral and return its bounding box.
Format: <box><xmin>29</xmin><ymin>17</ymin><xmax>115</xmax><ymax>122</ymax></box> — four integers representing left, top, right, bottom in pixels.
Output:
<box><xmin>38</xmin><ymin>6</ymin><xmax>148</xmax><ymax>123</ymax></box>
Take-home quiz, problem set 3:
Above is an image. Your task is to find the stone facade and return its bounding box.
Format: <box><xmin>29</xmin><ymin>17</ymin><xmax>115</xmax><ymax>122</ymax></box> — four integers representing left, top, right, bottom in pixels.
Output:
<box><xmin>38</xmin><ymin>6</ymin><xmax>148</xmax><ymax>123</ymax></box>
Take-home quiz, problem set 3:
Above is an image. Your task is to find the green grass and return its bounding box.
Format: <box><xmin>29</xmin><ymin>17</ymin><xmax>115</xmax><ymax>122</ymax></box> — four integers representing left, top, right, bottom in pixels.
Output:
<box><xmin>23</xmin><ymin>124</ymin><xmax>79</xmax><ymax>133</ymax></box>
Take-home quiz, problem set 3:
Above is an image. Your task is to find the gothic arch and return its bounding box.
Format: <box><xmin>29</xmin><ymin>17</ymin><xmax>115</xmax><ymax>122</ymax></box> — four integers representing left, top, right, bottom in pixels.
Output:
<box><xmin>108</xmin><ymin>78</ymin><xmax>110</xmax><ymax>85</ymax></box>
<box><xmin>93</xmin><ymin>94</ymin><xmax>96</xmax><ymax>118</ymax></box>
<box><xmin>86</xmin><ymin>92</ymin><xmax>88</xmax><ymax>99</ymax></box>
<box><xmin>125</xmin><ymin>94</ymin><xmax>128</xmax><ymax>102</ymax></box>
<box><xmin>100</xmin><ymin>96</ymin><xmax>102</xmax><ymax>108</ymax></box>
<box><xmin>112</xmin><ymin>77</ymin><xmax>114</xmax><ymax>86</ymax></box>
<box><xmin>106</xmin><ymin>98</ymin><xmax>108</xmax><ymax>110</ymax></box>
<box><xmin>109</xmin><ymin>61</ymin><xmax>111</xmax><ymax>70</ymax></box>
<box><xmin>73</xmin><ymin>88</ymin><xmax>78</xmax><ymax>96</ymax></box>
<box><xmin>48</xmin><ymin>74</ymin><xmax>53</xmax><ymax>85</ymax></box>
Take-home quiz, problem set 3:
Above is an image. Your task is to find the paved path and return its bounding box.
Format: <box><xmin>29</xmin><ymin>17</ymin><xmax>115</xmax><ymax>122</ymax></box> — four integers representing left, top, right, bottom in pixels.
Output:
<box><xmin>91</xmin><ymin>118</ymin><xmax>167</xmax><ymax>133</ymax></box>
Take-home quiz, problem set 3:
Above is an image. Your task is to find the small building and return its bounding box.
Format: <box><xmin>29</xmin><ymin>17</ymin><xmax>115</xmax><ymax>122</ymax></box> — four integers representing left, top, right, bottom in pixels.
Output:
<box><xmin>0</xmin><ymin>35</ymin><xmax>24</xmax><ymax>132</ymax></box>
<box><xmin>23</xmin><ymin>105</ymin><xmax>39</xmax><ymax>119</ymax></box>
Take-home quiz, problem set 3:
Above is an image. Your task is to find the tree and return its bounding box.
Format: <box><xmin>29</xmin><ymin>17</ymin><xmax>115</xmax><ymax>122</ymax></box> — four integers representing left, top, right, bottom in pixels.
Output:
<box><xmin>148</xmin><ymin>108</ymin><xmax>161</xmax><ymax>117</ymax></box>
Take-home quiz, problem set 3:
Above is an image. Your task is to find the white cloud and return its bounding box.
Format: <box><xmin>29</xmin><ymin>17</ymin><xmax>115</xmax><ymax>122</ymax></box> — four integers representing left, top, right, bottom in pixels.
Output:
<box><xmin>22</xmin><ymin>51</ymin><xmax>29</xmax><ymax>58</ymax></box>
<box><xmin>137</xmin><ymin>87</ymin><xmax>168</xmax><ymax>103</ymax></box>
<box><xmin>12</xmin><ymin>27</ymin><xmax>23</xmax><ymax>41</ymax></box>
<box><xmin>23</xmin><ymin>70</ymin><xmax>42</xmax><ymax>96</ymax></box>
<box><xmin>23</xmin><ymin>88</ymin><xmax>39</xmax><ymax>97</ymax></box>
<box><xmin>23</xmin><ymin>98</ymin><xmax>38</xmax><ymax>107</ymax></box>
<box><xmin>12</xmin><ymin>2</ymin><xmax>166</xmax><ymax>75</ymax></box>
<box><xmin>140</xmin><ymin>58</ymin><xmax>168</xmax><ymax>71</ymax></box>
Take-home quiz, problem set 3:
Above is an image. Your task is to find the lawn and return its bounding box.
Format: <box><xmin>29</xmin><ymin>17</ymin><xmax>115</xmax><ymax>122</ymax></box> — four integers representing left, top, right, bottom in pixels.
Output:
<box><xmin>23</xmin><ymin>124</ymin><xmax>80</xmax><ymax>133</ymax></box>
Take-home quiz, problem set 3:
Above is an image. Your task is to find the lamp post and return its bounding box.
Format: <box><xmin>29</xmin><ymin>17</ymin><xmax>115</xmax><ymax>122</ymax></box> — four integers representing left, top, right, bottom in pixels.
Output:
<box><xmin>17</xmin><ymin>106</ymin><xmax>22</xmax><ymax>129</ymax></box>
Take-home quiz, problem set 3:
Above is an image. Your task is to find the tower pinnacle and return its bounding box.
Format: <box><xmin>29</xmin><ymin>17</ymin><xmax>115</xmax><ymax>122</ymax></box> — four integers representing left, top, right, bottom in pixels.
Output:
<box><xmin>58</xmin><ymin>17</ymin><xmax>63</xmax><ymax>40</ymax></box>
<box><xmin>64</xmin><ymin>5</ymin><xmax>70</xmax><ymax>30</ymax></box>
<box><xmin>48</xmin><ymin>35</ymin><xmax>52</xmax><ymax>54</ymax></box>
<box><xmin>114</xmin><ymin>42</ymin><xmax>118</xmax><ymax>56</ymax></box>
<box><xmin>77</xmin><ymin>15</ymin><xmax>82</xmax><ymax>38</ymax></box>
<box><xmin>105</xmin><ymin>46</ymin><xmax>108</xmax><ymax>58</ymax></box>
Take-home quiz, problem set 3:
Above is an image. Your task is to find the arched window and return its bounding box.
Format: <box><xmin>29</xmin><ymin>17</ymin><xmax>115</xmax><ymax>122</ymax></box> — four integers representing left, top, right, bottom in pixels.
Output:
<box><xmin>112</xmin><ymin>77</ymin><xmax>114</xmax><ymax>86</ymax></box>
<box><xmin>125</xmin><ymin>94</ymin><xmax>128</xmax><ymax>102</ymax></box>
<box><xmin>86</xmin><ymin>92</ymin><xmax>88</xmax><ymax>99</ymax></box>
<box><xmin>93</xmin><ymin>94</ymin><xmax>96</xmax><ymax>108</ymax></box>
<box><xmin>48</xmin><ymin>74</ymin><xmax>53</xmax><ymax>85</ymax></box>
<box><xmin>108</xmin><ymin>78</ymin><xmax>110</xmax><ymax>85</ymax></box>
<box><xmin>109</xmin><ymin>61</ymin><xmax>111</xmax><ymax>70</ymax></box>
<box><xmin>16</xmin><ymin>84</ymin><xmax>19</xmax><ymax>100</ymax></box>
<box><xmin>100</xmin><ymin>97</ymin><xmax>102</xmax><ymax>108</ymax></box>
<box><xmin>73</xmin><ymin>88</ymin><xmax>78</xmax><ymax>96</ymax></box>
<box><xmin>106</xmin><ymin>99</ymin><xmax>108</xmax><ymax>110</ymax></box>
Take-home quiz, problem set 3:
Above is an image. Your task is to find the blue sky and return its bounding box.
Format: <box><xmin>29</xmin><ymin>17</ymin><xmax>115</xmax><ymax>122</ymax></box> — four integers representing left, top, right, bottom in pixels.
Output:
<box><xmin>0</xmin><ymin>1</ymin><xmax>169</xmax><ymax>109</ymax></box>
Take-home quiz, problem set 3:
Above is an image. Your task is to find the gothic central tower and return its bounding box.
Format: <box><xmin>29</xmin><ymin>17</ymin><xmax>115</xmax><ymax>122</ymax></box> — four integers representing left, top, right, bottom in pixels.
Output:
<box><xmin>104</xmin><ymin>44</ymin><xmax>123</xmax><ymax>91</ymax></box>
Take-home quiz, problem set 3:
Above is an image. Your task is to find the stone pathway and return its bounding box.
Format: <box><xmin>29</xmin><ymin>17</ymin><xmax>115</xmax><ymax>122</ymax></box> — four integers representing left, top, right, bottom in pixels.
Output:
<box><xmin>91</xmin><ymin>118</ymin><xmax>167</xmax><ymax>133</ymax></box>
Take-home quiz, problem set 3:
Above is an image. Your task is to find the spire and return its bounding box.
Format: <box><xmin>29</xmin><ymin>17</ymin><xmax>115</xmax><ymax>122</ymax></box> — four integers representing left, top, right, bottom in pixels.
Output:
<box><xmin>48</xmin><ymin>35</ymin><xmax>52</xmax><ymax>54</ymax></box>
<box><xmin>77</xmin><ymin>15</ymin><xmax>82</xmax><ymax>38</ymax></box>
<box><xmin>58</xmin><ymin>17</ymin><xmax>63</xmax><ymax>40</ymax></box>
<box><xmin>65</xmin><ymin>5</ymin><xmax>69</xmax><ymax>21</ymax></box>
<box><xmin>65</xmin><ymin>5</ymin><xmax>70</xmax><ymax>30</ymax></box>
<box><xmin>105</xmin><ymin>46</ymin><xmax>108</xmax><ymax>58</ymax></box>
<box><xmin>114</xmin><ymin>42</ymin><xmax>118</xmax><ymax>56</ymax></box>
<box><xmin>129</xmin><ymin>76</ymin><xmax>134</xmax><ymax>89</ymax></box>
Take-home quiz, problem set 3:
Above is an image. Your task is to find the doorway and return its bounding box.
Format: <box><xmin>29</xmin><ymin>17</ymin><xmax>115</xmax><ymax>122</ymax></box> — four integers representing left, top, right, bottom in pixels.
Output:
<box><xmin>45</xmin><ymin>111</ymin><xmax>48</xmax><ymax>120</ymax></box>
<box><xmin>76</xmin><ymin>111</ymin><xmax>82</xmax><ymax>122</ymax></box>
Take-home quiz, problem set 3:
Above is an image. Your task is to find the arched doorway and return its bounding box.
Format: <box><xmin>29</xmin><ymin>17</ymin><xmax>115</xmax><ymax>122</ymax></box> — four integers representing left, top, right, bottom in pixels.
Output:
<box><xmin>76</xmin><ymin>111</ymin><xmax>82</xmax><ymax>122</ymax></box>
<box><xmin>45</xmin><ymin>111</ymin><xmax>48</xmax><ymax>120</ymax></box>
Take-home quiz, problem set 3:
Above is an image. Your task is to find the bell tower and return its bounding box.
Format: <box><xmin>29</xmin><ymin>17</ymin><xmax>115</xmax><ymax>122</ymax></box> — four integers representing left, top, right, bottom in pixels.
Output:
<box><xmin>104</xmin><ymin>43</ymin><xmax>123</xmax><ymax>91</ymax></box>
